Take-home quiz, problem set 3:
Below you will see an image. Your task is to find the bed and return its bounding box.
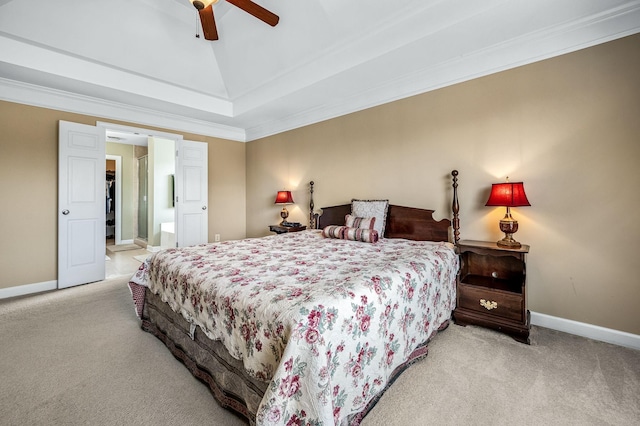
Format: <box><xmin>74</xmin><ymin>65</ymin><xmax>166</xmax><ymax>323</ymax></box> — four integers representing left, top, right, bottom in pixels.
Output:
<box><xmin>129</xmin><ymin>170</ymin><xmax>461</xmax><ymax>426</ymax></box>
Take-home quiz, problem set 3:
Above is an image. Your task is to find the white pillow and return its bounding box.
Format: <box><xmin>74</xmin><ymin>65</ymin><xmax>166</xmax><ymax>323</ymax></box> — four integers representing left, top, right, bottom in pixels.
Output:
<box><xmin>351</xmin><ymin>199</ymin><xmax>389</xmax><ymax>239</ymax></box>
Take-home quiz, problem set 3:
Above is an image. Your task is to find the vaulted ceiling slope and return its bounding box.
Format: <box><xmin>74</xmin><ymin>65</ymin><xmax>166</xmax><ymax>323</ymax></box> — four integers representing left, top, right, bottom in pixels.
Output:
<box><xmin>1</xmin><ymin>0</ymin><xmax>639</xmax><ymax>141</ymax></box>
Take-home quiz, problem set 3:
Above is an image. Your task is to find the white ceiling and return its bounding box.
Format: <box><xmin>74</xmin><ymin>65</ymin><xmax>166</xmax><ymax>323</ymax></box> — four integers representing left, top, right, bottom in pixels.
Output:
<box><xmin>1</xmin><ymin>0</ymin><xmax>639</xmax><ymax>142</ymax></box>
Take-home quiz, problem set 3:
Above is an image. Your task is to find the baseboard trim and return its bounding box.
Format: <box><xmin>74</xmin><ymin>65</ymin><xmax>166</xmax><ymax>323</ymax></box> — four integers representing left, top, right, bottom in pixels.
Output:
<box><xmin>531</xmin><ymin>311</ymin><xmax>640</xmax><ymax>350</ymax></box>
<box><xmin>0</xmin><ymin>280</ymin><xmax>57</xmax><ymax>299</ymax></box>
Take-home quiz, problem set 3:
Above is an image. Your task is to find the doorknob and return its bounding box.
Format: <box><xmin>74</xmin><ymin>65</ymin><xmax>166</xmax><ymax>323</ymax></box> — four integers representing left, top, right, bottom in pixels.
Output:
<box><xmin>202</xmin><ymin>206</ymin><xmax>207</xmax><ymax>210</ymax></box>
<box><xmin>62</xmin><ymin>209</ymin><xmax>70</xmax><ymax>215</ymax></box>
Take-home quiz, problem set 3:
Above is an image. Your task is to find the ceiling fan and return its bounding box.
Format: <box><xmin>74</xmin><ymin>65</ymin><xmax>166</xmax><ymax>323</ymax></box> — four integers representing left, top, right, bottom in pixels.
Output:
<box><xmin>190</xmin><ymin>0</ymin><xmax>279</xmax><ymax>41</ymax></box>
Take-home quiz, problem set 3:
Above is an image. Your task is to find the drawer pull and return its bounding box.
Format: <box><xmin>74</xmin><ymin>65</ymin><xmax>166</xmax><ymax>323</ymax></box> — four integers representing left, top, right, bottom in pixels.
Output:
<box><xmin>480</xmin><ymin>299</ymin><xmax>498</xmax><ymax>310</ymax></box>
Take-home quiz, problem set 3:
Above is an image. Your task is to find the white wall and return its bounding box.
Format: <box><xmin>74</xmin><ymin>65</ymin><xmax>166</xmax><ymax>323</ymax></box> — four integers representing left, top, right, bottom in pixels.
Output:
<box><xmin>148</xmin><ymin>137</ymin><xmax>176</xmax><ymax>247</ymax></box>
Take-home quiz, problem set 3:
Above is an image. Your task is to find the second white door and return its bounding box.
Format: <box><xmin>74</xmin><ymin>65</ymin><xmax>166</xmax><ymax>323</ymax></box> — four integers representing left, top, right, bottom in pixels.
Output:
<box><xmin>175</xmin><ymin>140</ymin><xmax>208</xmax><ymax>247</ymax></box>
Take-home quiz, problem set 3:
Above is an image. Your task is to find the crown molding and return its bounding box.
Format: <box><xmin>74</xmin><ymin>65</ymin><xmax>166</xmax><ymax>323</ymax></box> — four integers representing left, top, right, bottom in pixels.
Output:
<box><xmin>1</xmin><ymin>2</ymin><xmax>638</xmax><ymax>143</ymax></box>
<box><xmin>245</xmin><ymin>3</ymin><xmax>640</xmax><ymax>140</ymax></box>
<box><xmin>0</xmin><ymin>77</ymin><xmax>247</xmax><ymax>142</ymax></box>
<box><xmin>0</xmin><ymin>34</ymin><xmax>232</xmax><ymax>114</ymax></box>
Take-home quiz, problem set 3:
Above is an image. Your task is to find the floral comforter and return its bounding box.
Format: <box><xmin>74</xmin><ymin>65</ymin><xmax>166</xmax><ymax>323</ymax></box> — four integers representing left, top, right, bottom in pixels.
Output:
<box><xmin>130</xmin><ymin>230</ymin><xmax>458</xmax><ymax>426</ymax></box>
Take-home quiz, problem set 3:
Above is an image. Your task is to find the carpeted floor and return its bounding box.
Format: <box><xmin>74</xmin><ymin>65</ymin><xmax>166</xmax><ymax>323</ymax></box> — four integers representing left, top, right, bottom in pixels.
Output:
<box><xmin>1</xmin><ymin>276</ymin><xmax>638</xmax><ymax>426</ymax></box>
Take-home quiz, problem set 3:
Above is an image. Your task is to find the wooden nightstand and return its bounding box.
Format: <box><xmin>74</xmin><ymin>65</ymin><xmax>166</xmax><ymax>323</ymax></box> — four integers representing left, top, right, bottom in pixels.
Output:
<box><xmin>453</xmin><ymin>240</ymin><xmax>530</xmax><ymax>344</ymax></box>
<box><xmin>269</xmin><ymin>225</ymin><xmax>307</xmax><ymax>234</ymax></box>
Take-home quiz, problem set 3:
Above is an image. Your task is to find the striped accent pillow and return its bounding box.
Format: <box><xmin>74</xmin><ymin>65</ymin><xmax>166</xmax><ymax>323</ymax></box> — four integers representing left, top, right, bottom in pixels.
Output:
<box><xmin>322</xmin><ymin>225</ymin><xmax>346</xmax><ymax>239</ymax></box>
<box><xmin>344</xmin><ymin>214</ymin><xmax>376</xmax><ymax>230</ymax></box>
<box><xmin>343</xmin><ymin>227</ymin><xmax>379</xmax><ymax>243</ymax></box>
<box><xmin>322</xmin><ymin>226</ymin><xmax>379</xmax><ymax>243</ymax></box>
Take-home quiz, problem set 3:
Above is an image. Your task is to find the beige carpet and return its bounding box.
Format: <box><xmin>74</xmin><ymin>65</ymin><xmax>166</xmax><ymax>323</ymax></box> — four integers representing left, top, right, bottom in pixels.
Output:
<box><xmin>1</xmin><ymin>276</ymin><xmax>638</xmax><ymax>426</ymax></box>
<box><xmin>106</xmin><ymin>243</ymin><xmax>144</xmax><ymax>253</ymax></box>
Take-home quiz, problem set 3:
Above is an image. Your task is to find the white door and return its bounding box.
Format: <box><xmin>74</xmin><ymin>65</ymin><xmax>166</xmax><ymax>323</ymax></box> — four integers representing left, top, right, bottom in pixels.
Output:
<box><xmin>58</xmin><ymin>121</ymin><xmax>105</xmax><ymax>288</ymax></box>
<box><xmin>175</xmin><ymin>140</ymin><xmax>208</xmax><ymax>247</ymax></box>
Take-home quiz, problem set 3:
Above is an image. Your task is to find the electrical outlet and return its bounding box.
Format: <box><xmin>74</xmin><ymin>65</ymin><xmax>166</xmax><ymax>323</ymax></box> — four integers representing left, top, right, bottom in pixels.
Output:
<box><xmin>214</xmin><ymin>234</ymin><xmax>220</xmax><ymax>242</ymax></box>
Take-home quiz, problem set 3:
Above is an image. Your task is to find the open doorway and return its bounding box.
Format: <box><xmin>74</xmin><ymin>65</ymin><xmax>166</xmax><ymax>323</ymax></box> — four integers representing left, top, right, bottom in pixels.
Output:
<box><xmin>137</xmin><ymin>154</ymin><xmax>148</xmax><ymax>243</ymax></box>
<box><xmin>104</xmin><ymin>146</ymin><xmax>148</xmax><ymax>277</ymax></box>
<box><xmin>101</xmin><ymin>123</ymin><xmax>179</xmax><ymax>278</ymax></box>
<box><xmin>105</xmin><ymin>155</ymin><xmax>121</xmax><ymax>244</ymax></box>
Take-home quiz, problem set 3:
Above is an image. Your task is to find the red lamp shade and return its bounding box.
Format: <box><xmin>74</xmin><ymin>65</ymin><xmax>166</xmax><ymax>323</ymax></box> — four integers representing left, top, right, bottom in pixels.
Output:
<box><xmin>275</xmin><ymin>190</ymin><xmax>294</xmax><ymax>204</ymax></box>
<box><xmin>485</xmin><ymin>182</ymin><xmax>531</xmax><ymax>207</ymax></box>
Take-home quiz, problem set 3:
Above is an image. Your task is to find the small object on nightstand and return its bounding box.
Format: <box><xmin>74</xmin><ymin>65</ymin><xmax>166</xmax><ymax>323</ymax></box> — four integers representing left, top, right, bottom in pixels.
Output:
<box><xmin>281</xmin><ymin>221</ymin><xmax>302</xmax><ymax>227</ymax></box>
<box><xmin>485</xmin><ymin>179</ymin><xmax>531</xmax><ymax>249</ymax></box>
<box><xmin>453</xmin><ymin>240</ymin><xmax>531</xmax><ymax>344</ymax></box>
<box><xmin>269</xmin><ymin>224</ymin><xmax>306</xmax><ymax>234</ymax></box>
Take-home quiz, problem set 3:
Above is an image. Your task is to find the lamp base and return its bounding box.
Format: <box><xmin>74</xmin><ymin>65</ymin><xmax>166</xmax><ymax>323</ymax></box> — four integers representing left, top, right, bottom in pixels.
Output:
<box><xmin>497</xmin><ymin>217</ymin><xmax>521</xmax><ymax>249</ymax></box>
<box><xmin>497</xmin><ymin>236</ymin><xmax>522</xmax><ymax>249</ymax></box>
<box><xmin>280</xmin><ymin>207</ymin><xmax>289</xmax><ymax>225</ymax></box>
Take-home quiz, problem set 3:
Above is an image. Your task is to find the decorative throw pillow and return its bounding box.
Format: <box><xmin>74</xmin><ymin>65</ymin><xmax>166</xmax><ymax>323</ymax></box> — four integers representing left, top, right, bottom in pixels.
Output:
<box><xmin>322</xmin><ymin>225</ymin><xmax>346</xmax><ymax>239</ymax></box>
<box><xmin>351</xmin><ymin>199</ymin><xmax>389</xmax><ymax>238</ymax></box>
<box><xmin>344</xmin><ymin>214</ymin><xmax>376</xmax><ymax>230</ymax></box>
<box><xmin>343</xmin><ymin>227</ymin><xmax>379</xmax><ymax>243</ymax></box>
<box><xmin>322</xmin><ymin>226</ymin><xmax>379</xmax><ymax>243</ymax></box>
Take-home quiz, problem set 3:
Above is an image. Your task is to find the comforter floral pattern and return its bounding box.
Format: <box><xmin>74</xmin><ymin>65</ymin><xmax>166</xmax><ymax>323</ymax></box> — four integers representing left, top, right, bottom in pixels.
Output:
<box><xmin>130</xmin><ymin>230</ymin><xmax>458</xmax><ymax>426</ymax></box>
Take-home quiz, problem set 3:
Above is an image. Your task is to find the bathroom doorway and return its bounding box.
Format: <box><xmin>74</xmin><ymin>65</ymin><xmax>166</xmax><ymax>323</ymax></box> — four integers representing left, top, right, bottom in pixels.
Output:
<box><xmin>103</xmin><ymin>124</ymin><xmax>177</xmax><ymax>252</ymax></box>
<box><xmin>137</xmin><ymin>155</ymin><xmax>148</xmax><ymax>241</ymax></box>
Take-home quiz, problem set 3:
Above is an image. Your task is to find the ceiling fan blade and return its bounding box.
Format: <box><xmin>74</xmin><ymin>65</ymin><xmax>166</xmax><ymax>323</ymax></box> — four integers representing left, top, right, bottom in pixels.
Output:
<box><xmin>198</xmin><ymin>4</ymin><xmax>219</xmax><ymax>40</ymax></box>
<box><xmin>227</xmin><ymin>0</ymin><xmax>279</xmax><ymax>27</ymax></box>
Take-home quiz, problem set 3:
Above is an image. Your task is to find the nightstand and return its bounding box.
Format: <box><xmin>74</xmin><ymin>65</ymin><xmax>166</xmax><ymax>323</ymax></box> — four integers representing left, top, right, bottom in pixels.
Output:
<box><xmin>453</xmin><ymin>240</ymin><xmax>530</xmax><ymax>344</ymax></box>
<box><xmin>269</xmin><ymin>225</ymin><xmax>307</xmax><ymax>234</ymax></box>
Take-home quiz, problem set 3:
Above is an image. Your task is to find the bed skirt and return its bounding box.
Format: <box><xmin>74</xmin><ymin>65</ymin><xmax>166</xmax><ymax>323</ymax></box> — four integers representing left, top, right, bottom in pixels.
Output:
<box><xmin>141</xmin><ymin>288</ymin><xmax>450</xmax><ymax>425</ymax></box>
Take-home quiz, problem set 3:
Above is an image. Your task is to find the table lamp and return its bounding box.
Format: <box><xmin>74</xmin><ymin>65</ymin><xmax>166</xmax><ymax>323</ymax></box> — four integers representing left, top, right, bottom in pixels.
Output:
<box><xmin>275</xmin><ymin>190</ymin><xmax>294</xmax><ymax>224</ymax></box>
<box><xmin>485</xmin><ymin>179</ymin><xmax>530</xmax><ymax>248</ymax></box>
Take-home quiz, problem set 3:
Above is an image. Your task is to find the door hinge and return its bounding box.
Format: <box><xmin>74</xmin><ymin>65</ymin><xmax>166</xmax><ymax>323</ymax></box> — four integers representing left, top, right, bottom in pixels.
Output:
<box><xmin>175</xmin><ymin>196</ymin><xmax>178</xmax><ymax>202</ymax></box>
<box><xmin>176</xmin><ymin>150</ymin><xmax>179</xmax><ymax>157</ymax></box>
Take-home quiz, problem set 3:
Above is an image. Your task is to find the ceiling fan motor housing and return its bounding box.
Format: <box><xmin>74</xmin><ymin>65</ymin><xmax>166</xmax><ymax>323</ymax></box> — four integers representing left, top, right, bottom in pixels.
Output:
<box><xmin>192</xmin><ymin>0</ymin><xmax>278</xmax><ymax>41</ymax></box>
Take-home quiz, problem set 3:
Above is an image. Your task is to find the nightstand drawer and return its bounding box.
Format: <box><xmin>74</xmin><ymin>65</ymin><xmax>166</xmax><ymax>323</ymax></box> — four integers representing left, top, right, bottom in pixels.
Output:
<box><xmin>458</xmin><ymin>285</ymin><xmax>523</xmax><ymax>322</ymax></box>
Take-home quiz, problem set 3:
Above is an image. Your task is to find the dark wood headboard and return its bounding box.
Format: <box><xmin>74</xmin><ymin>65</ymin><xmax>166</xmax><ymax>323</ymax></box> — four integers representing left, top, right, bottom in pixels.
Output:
<box><xmin>309</xmin><ymin>170</ymin><xmax>460</xmax><ymax>244</ymax></box>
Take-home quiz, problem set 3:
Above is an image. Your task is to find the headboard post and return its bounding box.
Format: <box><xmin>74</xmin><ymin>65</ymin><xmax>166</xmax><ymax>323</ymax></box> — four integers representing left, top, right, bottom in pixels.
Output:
<box><xmin>451</xmin><ymin>170</ymin><xmax>460</xmax><ymax>245</ymax></box>
<box><xmin>309</xmin><ymin>181</ymin><xmax>315</xmax><ymax>229</ymax></box>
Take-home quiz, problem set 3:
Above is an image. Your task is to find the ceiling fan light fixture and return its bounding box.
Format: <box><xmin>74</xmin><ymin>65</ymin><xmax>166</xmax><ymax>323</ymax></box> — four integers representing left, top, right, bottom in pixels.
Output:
<box><xmin>191</xmin><ymin>0</ymin><xmax>219</xmax><ymax>10</ymax></box>
<box><xmin>191</xmin><ymin>0</ymin><xmax>278</xmax><ymax>41</ymax></box>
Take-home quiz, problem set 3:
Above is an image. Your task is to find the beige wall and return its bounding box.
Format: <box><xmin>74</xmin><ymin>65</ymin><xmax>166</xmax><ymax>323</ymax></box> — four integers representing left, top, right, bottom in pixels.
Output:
<box><xmin>0</xmin><ymin>104</ymin><xmax>246</xmax><ymax>289</ymax></box>
<box><xmin>247</xmin><ymin>34</ymin><xmax>640</xmax><ymax>335</ymax></box>
<box><xmin>204</xmin><ymin>134</ymin><xmax>247</xmax><ymax>243</ymax></box>
<box><xmin>0</xmin><ymin>34</ymin><xmax>638</xmax><ymax>335</ymax></box>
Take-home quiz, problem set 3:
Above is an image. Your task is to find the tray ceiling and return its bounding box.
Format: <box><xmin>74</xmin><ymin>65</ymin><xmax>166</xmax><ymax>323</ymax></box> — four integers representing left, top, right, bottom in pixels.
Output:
<box><xmin>1</xmin><ymin>0</ymin><xmax>639</xmax><ymax>141</ymax></box>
